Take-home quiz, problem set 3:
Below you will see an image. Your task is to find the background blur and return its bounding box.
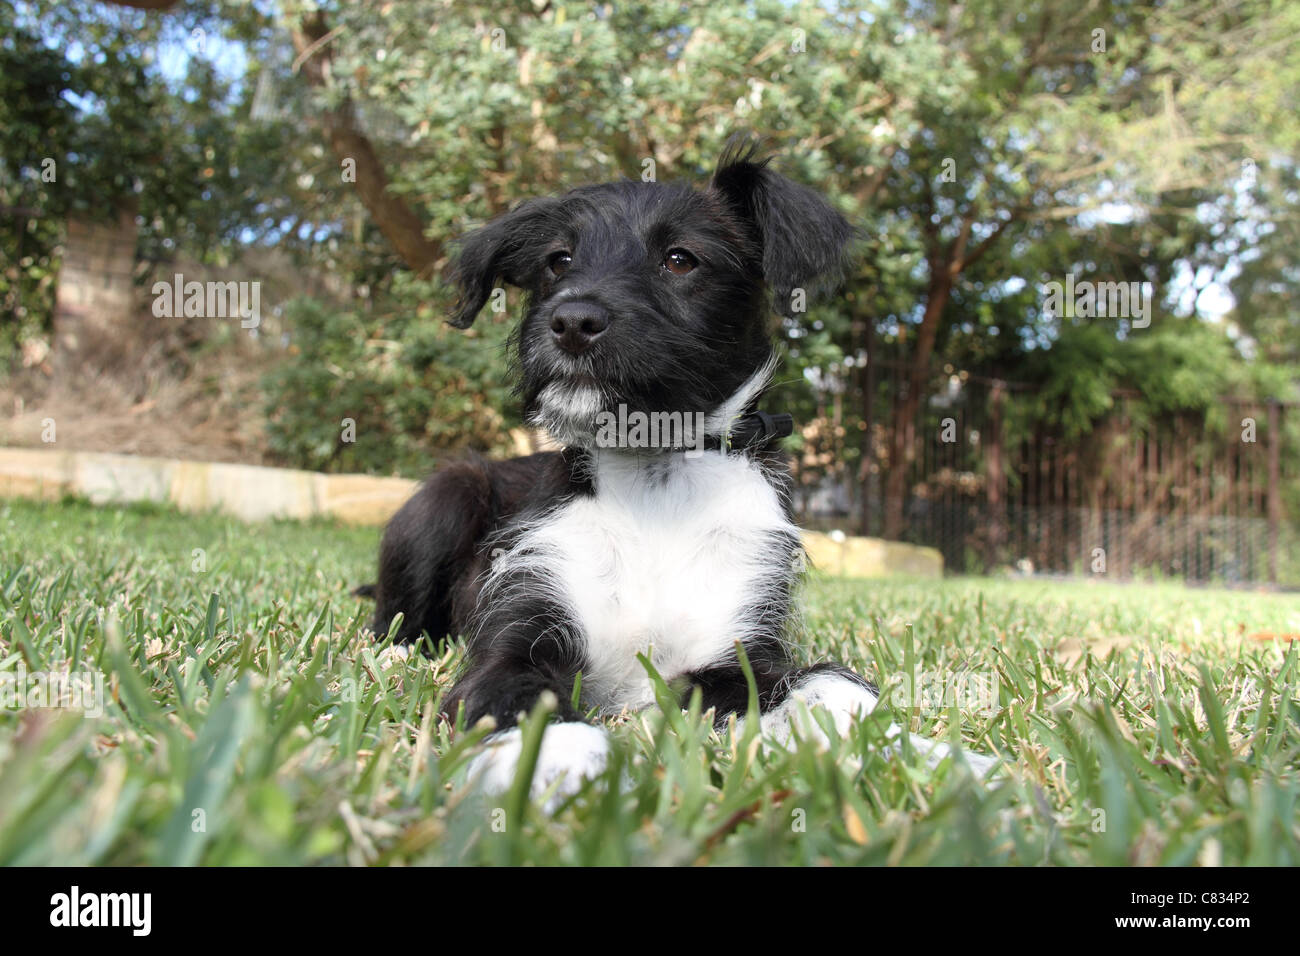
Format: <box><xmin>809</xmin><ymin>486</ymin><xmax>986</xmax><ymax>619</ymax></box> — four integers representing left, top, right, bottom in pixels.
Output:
<box><xmin>2</xmin><ymin>0</ymin><xmax>1297</xmax><ymax>583</ymax></box>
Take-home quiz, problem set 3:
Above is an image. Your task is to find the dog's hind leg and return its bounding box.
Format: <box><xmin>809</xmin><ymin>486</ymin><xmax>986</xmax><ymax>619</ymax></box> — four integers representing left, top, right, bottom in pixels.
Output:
<box><xmin>372</xmin><ymin>460</ymin><xmax>496</xmax><ymax>647</ymax></box>
<box><xmin>372</xmin><ymin>451</ymin><xmax>566</xmax><ymax>648</ymax></box>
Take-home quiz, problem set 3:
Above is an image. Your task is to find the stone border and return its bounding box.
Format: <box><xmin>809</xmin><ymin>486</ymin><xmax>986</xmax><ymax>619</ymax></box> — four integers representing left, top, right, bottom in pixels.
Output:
<box><xmin>0</xmin><ymin>447</ymin><xmax>942</xmax><ymax>577</ymax></box>
<box><xmin>0</xmin><ymin>447</ymin><xmax>413</xmax><ymax>527</ymax></box>
<box><xmin>801</xmin><ymin>530</ymin><xmax>943</xmax><ymax>579</ymax></box>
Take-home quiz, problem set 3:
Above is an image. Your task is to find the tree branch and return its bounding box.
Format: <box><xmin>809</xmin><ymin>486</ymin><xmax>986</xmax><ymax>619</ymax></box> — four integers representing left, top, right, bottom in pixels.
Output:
<box><xmin>290</xmin><ymin>11</ymin><xmax>441</xmax><ymax>275</ymax></box>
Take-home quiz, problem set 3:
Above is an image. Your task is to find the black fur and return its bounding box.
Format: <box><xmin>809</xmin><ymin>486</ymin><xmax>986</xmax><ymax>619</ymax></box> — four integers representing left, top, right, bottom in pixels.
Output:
<box><xmin>372</xmin><ymin>450</ymin><xmax>584</xmax><ymax>648</ymax></box>
<box><xmin>370</xmin><ymin>137</ymin><xmax>868</xmax><ymax>732</ymax></box>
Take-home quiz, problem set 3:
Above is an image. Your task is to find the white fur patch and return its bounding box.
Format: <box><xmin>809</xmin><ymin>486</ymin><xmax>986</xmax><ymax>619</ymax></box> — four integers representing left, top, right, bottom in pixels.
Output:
<box><xmin>532</xmin><ymin>382</ymin><xmax>606</xmax><ymax>445</ymax></box>
<box><xmin>467</xmin><ymin>722</ymin><xmax>611</xmax><ymax>808</ymax></box>
<box><xmin>375</xmin><ymin>643</ymin><xmax>412</xmax><ymax>667</ymax></box>
<box><xmin>751</xmin><ymin>672</ymin><xmax>998</xmax><ymax>778</ymax></box>
<box><xmin>752</xmin><ymin>672</ymin><xmax>882</xmax><ymax>747</ymax></box>
<box><xmin>705</xmin><ymin>353</ymin><xmax>781</xmax><ymax>437</ymax></box>
<box><xmin>484</xmin><ymin>447</ymin><xmax>798</xmax><ymax>714</ymax></box>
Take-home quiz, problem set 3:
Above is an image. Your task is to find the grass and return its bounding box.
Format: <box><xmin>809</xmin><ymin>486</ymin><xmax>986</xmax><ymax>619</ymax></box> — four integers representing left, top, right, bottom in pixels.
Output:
<box><xmin>0</xmin><ymin>495</ymin><xmax>1297</xmax><ymax>866</ymax></box>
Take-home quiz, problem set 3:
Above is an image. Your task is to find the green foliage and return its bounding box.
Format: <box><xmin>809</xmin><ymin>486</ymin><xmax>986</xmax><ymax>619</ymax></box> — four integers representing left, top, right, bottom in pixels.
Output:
<box><xmin>0</xmin><ymin>3</ymin><xmax>79</xmax><ymax>348</ymax></box>
<box><xmin>0</xmin><ymin>1</ymin><xmax>377</xmax><ymax>345</ymax></box>
<box><xmin>1023</xmin><ymin>316</ymin><xmax>1249</xmax><ymax>438</ymax></box>
<box><xmin>3</xmin><ymin>0</ymin><xmax>1299</xmax><ymax>474</ymax></box>
<box><xmin>261</xmin><ymin>293</ymin><xmax>520</xmax><ymax>476</ymax></box>
<box><xmin>1</xmin><ymin>497</ymin><xmax>1298</xmax><ymax>864</ymax></box>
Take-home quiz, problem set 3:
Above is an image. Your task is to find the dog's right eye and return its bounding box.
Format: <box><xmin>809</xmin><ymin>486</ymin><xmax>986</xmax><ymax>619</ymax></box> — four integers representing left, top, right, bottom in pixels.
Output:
<box><xmin>548</xmin><ymin>251</ymin><xmax>573</xmax><ymax>277</ymax></box>
<box><xmin>663</xmin><ymin>249</ymin><xmax>698</xmax><ymax>276</ymax></box>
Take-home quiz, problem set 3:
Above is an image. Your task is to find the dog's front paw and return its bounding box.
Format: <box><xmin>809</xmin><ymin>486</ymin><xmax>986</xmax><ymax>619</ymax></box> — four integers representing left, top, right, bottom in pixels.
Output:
<box><xmin>467</xmin><ymin>722</ymin><xmax>611</xmax><ymax>809</ymax></box>
<box><xmin>888</xmin><ymin>732</ymin><xmax>1000</xmax><ymax>779</ymax></box>
<box><xmin>752</xmin><ymin>672</ymin><xmax>1001</xmax><ymax>780</ymax></box>
<box><xmin>958</xmin><ymin>748</ymin><xmax>999</xmax><ymax>778</ymax></box>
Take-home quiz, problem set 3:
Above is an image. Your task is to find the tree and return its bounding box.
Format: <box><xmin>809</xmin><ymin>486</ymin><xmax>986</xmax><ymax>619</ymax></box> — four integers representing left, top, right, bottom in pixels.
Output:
<box><xmin>18</xmin><ymin>0</ymin><xmax>1299</xmax><ymax>499</ymax></box>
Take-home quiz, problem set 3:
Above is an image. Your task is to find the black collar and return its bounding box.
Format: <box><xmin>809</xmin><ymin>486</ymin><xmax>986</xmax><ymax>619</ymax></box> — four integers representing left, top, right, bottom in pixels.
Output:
<box><xmin>703</xmin><ymin>409</ymin><xmax>793</xmax><ymax>452</ymax></box>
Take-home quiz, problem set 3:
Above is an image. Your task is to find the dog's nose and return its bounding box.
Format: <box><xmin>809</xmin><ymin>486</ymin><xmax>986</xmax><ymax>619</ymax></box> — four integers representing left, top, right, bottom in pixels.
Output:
<box><xmin>549</xmin><ymin>301</ymin><xmax>609</xmax><ymax>354</ymax></box>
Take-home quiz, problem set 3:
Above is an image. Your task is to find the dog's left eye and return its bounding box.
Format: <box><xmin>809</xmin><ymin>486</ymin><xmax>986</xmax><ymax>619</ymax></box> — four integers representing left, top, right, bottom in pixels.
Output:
<box><xmin>548</xmin><ymin>251</ymin><xmax>573</xmax><ymax>277</ymax></box>
<box><xmin>663</xmin><ymin>249</ymin><xmax>698</xmax><ymax>276</ymax></box>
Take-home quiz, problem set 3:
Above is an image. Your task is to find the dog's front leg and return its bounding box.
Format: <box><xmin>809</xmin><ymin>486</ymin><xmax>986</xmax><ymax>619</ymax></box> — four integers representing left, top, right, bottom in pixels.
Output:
<box><xmin>445</xmin><ymin>612</ymin><xmax>610</xmax><ymax>808</ymax></box>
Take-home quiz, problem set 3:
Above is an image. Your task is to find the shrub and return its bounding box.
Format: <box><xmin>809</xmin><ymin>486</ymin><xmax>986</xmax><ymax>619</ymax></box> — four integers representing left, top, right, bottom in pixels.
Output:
<box><xmin>261</xmin><ymin>297</ymin><xmax>520</xmax><ymax>476</ymax></box>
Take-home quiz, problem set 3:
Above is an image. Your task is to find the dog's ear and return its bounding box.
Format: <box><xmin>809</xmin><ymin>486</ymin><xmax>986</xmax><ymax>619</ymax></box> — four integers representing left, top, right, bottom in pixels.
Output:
<box><xmin>710</xmin><ymin>137</ymin><xmax>857</xmax><ymax>316</ymax></box>
<box><xmin>444</xmin><ymin>198</ymin><xmax>560</xmax><ymax>328</ymax></box>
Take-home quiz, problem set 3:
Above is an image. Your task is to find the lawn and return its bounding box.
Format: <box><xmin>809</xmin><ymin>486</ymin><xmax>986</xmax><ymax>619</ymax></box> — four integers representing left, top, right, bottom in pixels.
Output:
<box><xmin>0</xmin><ymin>496</ymin><xmax>1297</xmax><ymax>865</ymax></box>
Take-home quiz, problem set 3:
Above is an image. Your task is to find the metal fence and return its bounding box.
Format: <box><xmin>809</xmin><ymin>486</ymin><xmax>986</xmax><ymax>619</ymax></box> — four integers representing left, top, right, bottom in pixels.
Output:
<box><xmin>794</xmin><ymin>365</ymin><xmax>1299</xmax><ymax>586</ymax></box>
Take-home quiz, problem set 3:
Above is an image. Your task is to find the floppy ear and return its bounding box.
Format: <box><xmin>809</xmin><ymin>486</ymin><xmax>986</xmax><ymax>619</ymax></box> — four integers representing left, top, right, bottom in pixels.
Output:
<box><xmin>444</xmin><ymin>197</ymin><xmax>560</xmax><ymax>328</ymax></box>
<box><xmin>710</xmin><ymin>137</ymin><xmax>857</xmax><ymax>316</ymax></box>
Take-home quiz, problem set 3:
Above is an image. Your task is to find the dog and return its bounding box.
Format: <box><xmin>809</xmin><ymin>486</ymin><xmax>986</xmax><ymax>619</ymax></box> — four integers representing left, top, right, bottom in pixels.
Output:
<box><xmin>369</xmin><ymin>138</ymin><xmax>995</xmax><ymax>800</ymax></box>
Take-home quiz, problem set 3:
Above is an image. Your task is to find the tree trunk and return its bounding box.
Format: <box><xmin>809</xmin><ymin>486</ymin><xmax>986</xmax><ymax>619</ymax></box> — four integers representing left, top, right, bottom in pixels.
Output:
<box><xmin>882</xmin><ymin>273</ymin><xmax>952</xmax><ymax>539</ymax></box>
<box><xmin>856</xmin><ymin>312</ymin><xmax>875</xmax><ymax>536</ymax></box>
<box><xmin>985</xmin><ymin>379</ymin><xmax>1007</xmax><ymax>569</ymax></box>
<box><xmin>290</xmin><ymin>13</ymin><xmax>442</xmax><ymax>275</ymax></box>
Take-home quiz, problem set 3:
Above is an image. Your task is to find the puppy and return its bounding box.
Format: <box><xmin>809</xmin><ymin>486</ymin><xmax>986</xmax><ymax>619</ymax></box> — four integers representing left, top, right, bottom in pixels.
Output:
<box><xmin>371</xmin><ymin>139</ymin><xmax>994</xmax><ymax>798</ymax></box>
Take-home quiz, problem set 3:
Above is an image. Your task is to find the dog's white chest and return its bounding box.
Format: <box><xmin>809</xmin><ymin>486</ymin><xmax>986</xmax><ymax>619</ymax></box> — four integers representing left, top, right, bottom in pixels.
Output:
<box><xmin>505</xmin><ymin>452</ymin><xmax>796</xmax><ymax>713</ymax></box>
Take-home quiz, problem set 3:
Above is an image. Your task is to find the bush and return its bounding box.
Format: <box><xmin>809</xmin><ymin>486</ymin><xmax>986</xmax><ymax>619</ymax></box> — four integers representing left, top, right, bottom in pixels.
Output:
<box><xmin>261</xmin><ymin>297</ymin><xmax>521</xmax><ymax>476</ymax></box>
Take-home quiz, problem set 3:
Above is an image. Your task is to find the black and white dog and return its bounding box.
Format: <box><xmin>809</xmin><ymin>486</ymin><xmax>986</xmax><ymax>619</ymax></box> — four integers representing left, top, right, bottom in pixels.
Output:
<box><xmin>370</xmin><ymin>139</ymin><xmax>994</xmax><ymax>798</ymax></box>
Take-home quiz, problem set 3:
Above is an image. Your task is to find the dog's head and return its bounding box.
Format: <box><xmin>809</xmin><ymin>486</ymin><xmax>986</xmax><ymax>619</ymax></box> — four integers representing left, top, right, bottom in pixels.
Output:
<box><xmin>444</xmin><ymin>138</ymin><xmax>855</xmax><ymax>445</ymax></box>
